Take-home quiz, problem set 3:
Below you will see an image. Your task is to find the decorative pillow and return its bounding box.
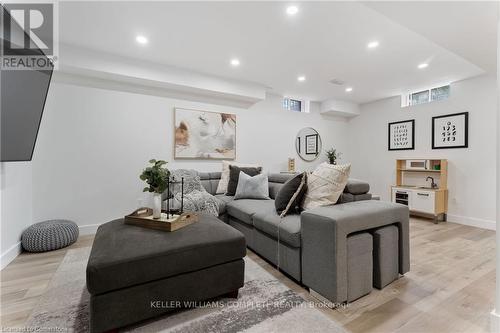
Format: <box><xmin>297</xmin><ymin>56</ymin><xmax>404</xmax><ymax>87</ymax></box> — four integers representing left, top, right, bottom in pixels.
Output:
<box><xmin>216</xmin><ymin>161</ymin><xmax>259</xmax><ymax>194</ymax></box>
<box><xmin>275</xmin><ymin>172</ymin><xmax>307</xmax><ymax>217</ymax></box>
<box><xmin>234</xmin><ymin>172</ymin><xmax>270</xmax><ymax>200</ymax></box>
<box><xmin>302</xmin><ymin>163</ymin><xmax>351</xmax><ymax>210</ymax></box>
<box><xmin>226</xmin><ymin>165</ymin><xmax>262</xmax><ymax>196</ymax></box>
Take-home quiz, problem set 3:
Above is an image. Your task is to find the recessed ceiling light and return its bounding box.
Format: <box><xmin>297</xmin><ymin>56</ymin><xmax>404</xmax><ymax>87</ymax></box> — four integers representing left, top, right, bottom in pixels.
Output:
<box><xmin>297</xmin><ymin>75</ymin><xmax>306</xmax><ymax>82</ymax></box>
<box><xmin>367</xmin><ymin>41</ymin><xmax>379</xmax><ymax>49</ymax></box>
<box><xmin>286</xmin><ymin>5</ymin><xmax>299</xmax><ymax>16</ymax></box>
<box><xmin>345</xmin><ymin>87</ymin><xmax>353</xmax><ymax>92</ymax></box>
<box><xmin>418</xmin><ymin>63</ymin><xmax>429</xmax><ymax>69</ymax></box>
<box><xmin>136</xmin><ymin>35</ymin><xmax>148</xmax><ymax>45</ymax></box>
<box><xmin>230</xmin><ymin>58</ymin><xmax>240</xmax><ymax>66</ymax></box>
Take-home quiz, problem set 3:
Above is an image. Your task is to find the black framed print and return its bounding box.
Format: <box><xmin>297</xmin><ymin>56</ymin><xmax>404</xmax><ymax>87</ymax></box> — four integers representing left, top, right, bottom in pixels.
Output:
<box><xmin>432</xmin><ymin>112</ymin><xmax>468</xmax><ymax>149</ymax></box>
<box><xmin>388</xmin><ymin>119</ymin><xmax>415</xmax><ymax>151</ymax></box>
<box><xmin>305</xmin><ymin>134</ymin><xmax>318</xmax><ymax>155</ymax></box>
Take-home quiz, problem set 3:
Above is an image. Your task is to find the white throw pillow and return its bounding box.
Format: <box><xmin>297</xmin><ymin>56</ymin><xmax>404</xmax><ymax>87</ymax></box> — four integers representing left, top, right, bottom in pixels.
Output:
<box><xmin>216</xmin><ymin>161</ymin><xmax>259</xmax><ymax>194</ymax></box>
<box><xmin>302</xmin><ymin>163</ymin><xmax>351</xmax><ymax>210</ymax></box>
<box><xmin>234</xmin><ymin>172</ymin><xmax>270</xmax><ymax>200</ymax></box>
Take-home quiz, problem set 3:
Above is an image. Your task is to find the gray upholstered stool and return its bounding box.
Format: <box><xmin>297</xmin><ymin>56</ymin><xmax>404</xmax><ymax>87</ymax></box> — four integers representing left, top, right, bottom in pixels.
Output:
<box><xmin>21</xmin><ymin>220</ymin><xmax>79</xmax><ymax>252</ymax></box>
<box><xmin>346</xmin><ymin>232</ymin><xmax>373</xmax><ymax>302</ymax></box>
<box><xmin>372</xmin><ymin>225</ymin><xmax>399</xmax><ymax>289</ymax></box>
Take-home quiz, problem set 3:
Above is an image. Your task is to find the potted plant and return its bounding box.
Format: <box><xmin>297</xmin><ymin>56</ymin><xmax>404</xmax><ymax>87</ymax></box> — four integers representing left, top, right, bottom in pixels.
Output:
<box><xmin>140</xmin><ymin>159</ymin><xmax>170</xmax><ymax>218</ymax></box>
<box><xmin>325</xmin><ymin>148</ymin><xmax>342</xmax><ymax>165</ymax></box>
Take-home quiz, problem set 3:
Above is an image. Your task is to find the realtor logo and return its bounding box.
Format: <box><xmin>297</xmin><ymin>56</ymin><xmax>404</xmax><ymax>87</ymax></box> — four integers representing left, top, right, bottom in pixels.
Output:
<box><xmin>1</xmin><ymin>2</ymin><xmax>58</xmax><ymax>70</ymax></box>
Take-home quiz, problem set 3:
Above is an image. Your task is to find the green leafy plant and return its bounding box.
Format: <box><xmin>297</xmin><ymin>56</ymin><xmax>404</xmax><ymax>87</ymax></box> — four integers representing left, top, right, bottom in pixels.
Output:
<box><xmin>325</xmin><ymin>148</ymin><xmax>342</xmax><ymax>165</ymax></box>
<box><xmin>139</xmin><ymin>159</ymin><xmax>170</xmax><ymax>194</ymax></box>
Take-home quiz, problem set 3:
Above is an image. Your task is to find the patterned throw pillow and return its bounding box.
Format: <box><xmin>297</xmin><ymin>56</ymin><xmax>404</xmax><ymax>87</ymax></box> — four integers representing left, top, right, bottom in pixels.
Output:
<box><xmin>234</xmin><ymin>172</ymin><xmax>270</xmax><ymax>200</ymax></box>
<box><xmin>179</xmin><ymin>190</ymin><xmax>220</xmax><ymax>216</ymax></box>
<box><xmin>302</xmin><ymin>163</ymin><xmax>351</xmax><ymax>210</ymax></box>
<box><xmin>216</xmin><ymin>161</ymin><xmax>260</xmax><ymax>194</ymax></box>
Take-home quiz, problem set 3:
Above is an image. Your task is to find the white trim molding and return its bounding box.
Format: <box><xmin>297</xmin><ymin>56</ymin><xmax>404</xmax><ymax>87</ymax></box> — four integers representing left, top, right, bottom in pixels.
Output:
<box><xmin>446</xmin><ymin>214</ymin><xmax>496</xmax><ymax>231</ymax></box>
<box><xmin>491</xmin><ymin>309</ymin><xmax>500</xmax><ymax>333</ymax></box>
<box><xmin>1</xmin><ymin>242</ymin><xmax>22</xmax><ymax>270</ymax></box>
<box><xmin>494</xmin><ymin>5</ymin><xmax>500</xmax><ymax>331</ymax></box>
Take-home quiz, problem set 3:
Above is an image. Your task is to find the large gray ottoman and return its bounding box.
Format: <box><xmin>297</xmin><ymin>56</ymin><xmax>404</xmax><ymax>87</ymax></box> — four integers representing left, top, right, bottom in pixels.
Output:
<box><xmin>21</xmin><ymin>220</ymin><xmax>79</xmax><ymax>252</ymax></box>
<box><xmin>372</xmin><ymin>225</ymin><xmax>400</xmax><ymax>289</ymax></box>
<box><xmin>347</xmin><ymin>233</ymin><xmax>373</xmax><ymax>302</ymax></box>
<box><xmin>86</xmin><ymin>215</ymin><xmax>246</xmax><ymax>333</ymax></box>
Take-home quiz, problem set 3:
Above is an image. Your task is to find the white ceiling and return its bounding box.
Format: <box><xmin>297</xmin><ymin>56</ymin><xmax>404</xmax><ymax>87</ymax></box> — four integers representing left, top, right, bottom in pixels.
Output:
<box><xmin>364</xmin><ymin>1</ymin><xmax>498</xmax><ymax>75</ymax></box>
<box><xmin>59</xmin><ymin>1</ymin><xmax>496</xmax><ymax>104</ymax></box>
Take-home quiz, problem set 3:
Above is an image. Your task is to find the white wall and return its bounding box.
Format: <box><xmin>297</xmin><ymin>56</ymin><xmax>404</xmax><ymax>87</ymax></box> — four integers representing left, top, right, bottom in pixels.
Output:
<box><xmin>31</xmin><ymin>80</ymin><xmax>349</xmax><ymax>233</ymax></box>
<box><xmin>345</xmin><ymin>75</ymin><xmax>497</xmax><ymax>230</ymax></box>
<box><xmin>0</xmin><ymin>162</ymin><xmax>33</xmax><ymax>269</ymax></box>
<box><xmin>2</xmin><ymin>73</ymin><xmax>494</xmax><ymax>269</ymax></box>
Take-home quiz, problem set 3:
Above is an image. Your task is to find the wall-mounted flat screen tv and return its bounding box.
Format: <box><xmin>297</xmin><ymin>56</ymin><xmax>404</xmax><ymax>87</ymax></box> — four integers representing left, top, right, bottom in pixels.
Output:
<box><xmin>1</xmin><ymin>6</ymin><xmax>53</xmax><ymax>162</ymax></box>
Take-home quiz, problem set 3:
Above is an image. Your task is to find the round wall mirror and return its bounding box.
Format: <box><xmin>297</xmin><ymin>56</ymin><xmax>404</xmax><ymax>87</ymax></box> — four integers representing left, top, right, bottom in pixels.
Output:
<box><xmin>295</xmin><ymin>127</ymin><xmax>322</xmax><ymax>162</ymax></box>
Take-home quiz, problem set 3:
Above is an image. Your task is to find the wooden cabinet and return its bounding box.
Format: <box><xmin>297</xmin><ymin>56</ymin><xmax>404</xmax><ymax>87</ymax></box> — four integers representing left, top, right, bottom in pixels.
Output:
<box><xmin>411</xmin><ymin>190</ymin><xmax>435</xmax><ymax>213</ymax></box>
<box><xmin>392</xmin><ymin>159</ymin><xmax>448</xmax><ymax>224</ymax></box>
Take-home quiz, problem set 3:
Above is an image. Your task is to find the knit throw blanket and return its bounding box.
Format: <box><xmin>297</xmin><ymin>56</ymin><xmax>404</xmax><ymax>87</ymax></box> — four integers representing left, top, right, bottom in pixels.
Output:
<box><xmin>169</xmin><ymin>169</ymin><xmax>219</xmax><ymax>216</ymax></box>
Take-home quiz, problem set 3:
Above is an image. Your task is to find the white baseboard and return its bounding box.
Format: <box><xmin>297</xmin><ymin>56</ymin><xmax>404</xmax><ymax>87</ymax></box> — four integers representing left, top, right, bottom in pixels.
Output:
<box><xmin>491</xmin><ymin>309</ymin><xmax>500</xmax><ymax>333</ymax></box>
<box><xmin>79</xmin><ymin>223</ymin><xmax>101</xmax><ymax>235</ymax></box>
<box><xmin>1</xmin><ymin>242</ymin><xmax>22</xmax><ymax>270</ymax></box>
<box><xmin>446</xmin><ymin>214</ymin><xmax>496</xmax><ymax>231</ymax></box>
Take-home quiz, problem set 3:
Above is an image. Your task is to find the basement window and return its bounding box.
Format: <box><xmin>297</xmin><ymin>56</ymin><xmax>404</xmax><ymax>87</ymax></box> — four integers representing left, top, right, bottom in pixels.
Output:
<box><xmin>410</xmin><ymin>90</ymin><xmax>430</xmax><ymax>106</ymax></box>
<box><xmin>401</xmin><ymin>84</ymin><xmax>450</xmax><ymax>107</ymax></box>
<box><xmin>283</xmin><ymin>97</ymin><xmax>310</xmax><ymax>113</ymax></box>
<box><xmin>430</xmin><ymin>85</ymin><xmax>450</xmax><ymax>101</ymax></box>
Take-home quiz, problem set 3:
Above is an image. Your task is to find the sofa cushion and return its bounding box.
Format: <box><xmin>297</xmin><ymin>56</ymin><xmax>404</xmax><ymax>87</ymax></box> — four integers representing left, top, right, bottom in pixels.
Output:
<box><xmin>268</xmin><ymin>173</ymin><xmax>294</xmax><ymax>199</ymax></box>
<box><xmin>227</xmin><ymin>166</ymin><xmax>262</xmax><ymax>196</ymax></box>
<box><xmin>215</xmin><ymin>194</ymin><xmax>234</xmax><ymax>215</ymax></box>
<box><xmin>302</xmin><ymin>163</ymin><xmax>351</xmax><ymax>210</ymax></box>
<box><xmin>216</xmin><ymin>161</ymin><xmax>259</xmax><ymax>194</ymax></box>
<box><xmin>234</xmin><ymin>172</ymin><xmax>270</xmax><ymax>200</ymax></box>
<box><xmin>198</xmin><ymin>172</ymin><xmax>222</xmax><ymax>195</ymax></box>
<box><xmin>226</xmin><ymin>198</ymin><xmax>275</xmax><ymax>225</ymax></box>
<box><xmin>344</xmin><ymin>179</ymin><xmax>370</xmax><ymax>195</ymax></box>
<box><xmin>198</xmin><ymin>172</ymin><xmax>212</xmax><ymax>193</ymax></box>
<box><xmin>274</xmin><ymin>172</ymin><xmax>307</xmax><ymax>217</ymax></box>
<box><xmin>86</xmin><ymin>216</ymin><xmax>246</xmax><ymax>295</ymax></box>
<box><xmin>253</xmin><ymin>211</ymin><xmax>302</xmax><ymax>248</ymax></box>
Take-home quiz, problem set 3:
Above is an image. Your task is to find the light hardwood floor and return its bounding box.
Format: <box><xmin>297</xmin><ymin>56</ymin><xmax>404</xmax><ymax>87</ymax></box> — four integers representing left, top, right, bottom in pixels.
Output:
<box><xmin>1</xmin><ymin>217</ymin><xmax>495</xmax><ymax>332</ymax></box>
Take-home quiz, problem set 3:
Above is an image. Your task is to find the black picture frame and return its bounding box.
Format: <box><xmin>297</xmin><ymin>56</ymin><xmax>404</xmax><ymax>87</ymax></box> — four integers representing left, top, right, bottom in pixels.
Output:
<box><xmin>432</xmin><ymin>112</ymin><xmax>469</xmax><ymax>149</ymax></box>
<box><xmin>305</xmin><ymin>134</ymin><xmax>318</xmax><ymax>155</ymax></box>
<box><xmin>388</xmin><ymin>119</ymin><xmax>415</xmax><ymax>151</ymax></box>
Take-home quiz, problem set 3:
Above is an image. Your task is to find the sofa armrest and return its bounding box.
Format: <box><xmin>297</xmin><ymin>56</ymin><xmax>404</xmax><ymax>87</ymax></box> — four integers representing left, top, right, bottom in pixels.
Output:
<box><xmin>301</xmin><ymin>200</ymin><xmax>409</xmax><ymax>303</ymax></box>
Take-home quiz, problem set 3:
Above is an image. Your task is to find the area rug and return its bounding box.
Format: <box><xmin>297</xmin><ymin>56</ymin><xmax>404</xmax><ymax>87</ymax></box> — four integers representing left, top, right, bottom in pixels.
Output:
<box><xmin>26</xmin><ymin>248</ymin><xmax>344</xmax><ymax>333</ymax></box>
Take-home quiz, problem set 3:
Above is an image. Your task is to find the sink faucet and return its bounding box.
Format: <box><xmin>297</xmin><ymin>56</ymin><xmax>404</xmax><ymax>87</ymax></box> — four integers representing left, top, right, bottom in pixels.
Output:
<box><xmin>426</xmin><ymin>176</ymin><xmax>438</xmax><ymax>189</ymax></box>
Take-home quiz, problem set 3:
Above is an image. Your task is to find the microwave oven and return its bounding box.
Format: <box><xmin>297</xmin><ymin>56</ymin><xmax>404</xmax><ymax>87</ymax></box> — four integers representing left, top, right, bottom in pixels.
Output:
<box><xmin>405</xmin><ymin>159</ymin><xmax>429</xmax><ymax>170</ymax></box>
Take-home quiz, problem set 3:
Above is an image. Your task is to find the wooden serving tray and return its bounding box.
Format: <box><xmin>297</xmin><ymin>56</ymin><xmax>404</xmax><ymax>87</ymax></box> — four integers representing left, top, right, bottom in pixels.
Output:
<box><xmin>124</xmin><ymin>208</ymin><xmax>199</xmax><ymax>232</ymax></box>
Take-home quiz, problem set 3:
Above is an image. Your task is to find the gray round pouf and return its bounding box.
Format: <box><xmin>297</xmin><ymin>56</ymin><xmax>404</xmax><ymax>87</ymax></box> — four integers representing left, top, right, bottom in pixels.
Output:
<box><xmin>22</xmin><ymin>220</ymin><xmax>79</xmax><ymax>252</ymax></box>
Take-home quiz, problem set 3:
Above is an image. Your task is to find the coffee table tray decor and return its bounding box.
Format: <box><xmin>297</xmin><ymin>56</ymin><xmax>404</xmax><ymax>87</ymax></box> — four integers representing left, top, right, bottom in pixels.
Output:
<box><xmin>124</xmin><ymin>207</ymin><xmax>198</xmax><ymax>232</ymax></box>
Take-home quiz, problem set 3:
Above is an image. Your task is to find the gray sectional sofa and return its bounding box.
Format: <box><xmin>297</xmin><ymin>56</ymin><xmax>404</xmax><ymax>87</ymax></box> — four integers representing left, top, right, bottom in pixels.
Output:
<box><xmin>178</xmin><ymin>172</ymin><xmax>410</xmax><ymax>304</ymax></box>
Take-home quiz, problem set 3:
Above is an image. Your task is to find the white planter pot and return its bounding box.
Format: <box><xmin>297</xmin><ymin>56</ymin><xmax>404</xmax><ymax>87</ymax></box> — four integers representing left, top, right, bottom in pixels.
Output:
<box><xmin>152</xmin><ymin>193</ymin><xmax>162</xmax><ymax>219</ymax></box>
